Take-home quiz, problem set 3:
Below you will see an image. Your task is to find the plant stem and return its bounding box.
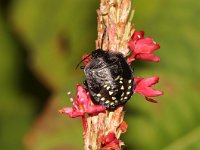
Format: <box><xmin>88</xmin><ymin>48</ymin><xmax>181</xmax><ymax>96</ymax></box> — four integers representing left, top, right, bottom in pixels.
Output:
<box><xmin>84</xmin><ymin>0</ymin><xmax>135</xmax><ymax>149</ymax></box>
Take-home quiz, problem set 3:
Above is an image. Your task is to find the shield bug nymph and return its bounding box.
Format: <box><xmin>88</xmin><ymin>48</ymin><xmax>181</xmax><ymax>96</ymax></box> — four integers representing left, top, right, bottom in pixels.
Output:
<box><xmin>84</xmin><ymin>49</ymin><xmax>134</xmax><ymax>109</ymax></box>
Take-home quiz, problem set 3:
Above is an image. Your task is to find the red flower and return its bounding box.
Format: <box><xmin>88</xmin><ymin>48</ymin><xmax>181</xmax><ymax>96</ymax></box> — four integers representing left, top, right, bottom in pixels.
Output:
<box><xmin>128</xmin><ymin>31</ymin><xmax>160</xmax><ymax>64</ymax></box>
<box><xmin>134</xmin><ymin>76</ymin><xmax>163</xmax><ymax>103</ymax></box>
<box><xmin>59</xmin><ymin>84</ymin><xmax>106</xmax><ymax>118</ymax></box>
<box><xmin>101</xmin><ymin>132</ymin><xmax>120</xmax><ymax>150</ymax></box>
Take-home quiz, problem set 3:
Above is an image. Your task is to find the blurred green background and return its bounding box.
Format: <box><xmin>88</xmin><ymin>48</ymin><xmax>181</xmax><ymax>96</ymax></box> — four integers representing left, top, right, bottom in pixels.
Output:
<box><xmin>0</xmin><ymin>0</ymin><xmax>200</xmax><ymax>150</ymax></box>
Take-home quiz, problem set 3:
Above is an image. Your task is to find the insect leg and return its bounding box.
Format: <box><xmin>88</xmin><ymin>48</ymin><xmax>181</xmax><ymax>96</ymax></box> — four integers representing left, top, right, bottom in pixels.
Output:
<box><xmin>83</xmin><ymin>80</ymin><xmax>88</xmax><ymax>88</ymax></box>
<box><xmin>80</xmin><ymin>66</ymin><xmax>85</xmax><ymax>69</ymax></box>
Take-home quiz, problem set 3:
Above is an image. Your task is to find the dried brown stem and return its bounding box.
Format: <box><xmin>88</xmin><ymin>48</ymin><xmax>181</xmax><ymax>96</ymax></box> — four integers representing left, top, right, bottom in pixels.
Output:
<box><xmin>96</xmin><ymin>0</ymin><xmax>135</xmax><ymax>56</ymax></box>
<box><xmin>84</xmin><ymin>0</ymin><xmax>135</xmax><ymax>149</ymax></box>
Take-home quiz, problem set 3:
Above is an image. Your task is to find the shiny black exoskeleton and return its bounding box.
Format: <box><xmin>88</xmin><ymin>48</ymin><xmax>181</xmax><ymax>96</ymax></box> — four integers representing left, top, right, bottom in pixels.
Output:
<box><xmin>84</xmin><ymin>49</ymin><xmax>134</xmax><ymax>109</ymax></box>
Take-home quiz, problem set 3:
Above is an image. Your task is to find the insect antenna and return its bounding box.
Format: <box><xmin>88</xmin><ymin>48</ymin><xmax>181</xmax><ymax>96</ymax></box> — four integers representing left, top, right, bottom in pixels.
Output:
<box><xmin>75</xmin><ymin>15</ymin><xmax>107</xmax><ymax>70</ymax></box>
<box><xmin>75</xmin><ymin>54</ymin><xmax>91</xmax><ymax>70</ymax></box>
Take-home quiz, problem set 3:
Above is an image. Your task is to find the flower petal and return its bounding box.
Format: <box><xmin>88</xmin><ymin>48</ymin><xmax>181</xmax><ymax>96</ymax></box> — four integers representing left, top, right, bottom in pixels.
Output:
<box><xmin>102</xmin><ymin>132</ymin><xmax>116</xmax><ymax>145</ymax></box>
<box><xmin>59</xmin><ymin>107</ymin><xmax>84</xmax><ymax>118</ymax></box>
<box><xmin>85</xmin><ymin>105</ymin><xmax>106</xmax><ymax>114</ymax></box>
<box><xmin>145</xmin><ymin>97</ymin><xmax>158</xmax><ymax>103</ymax></box>
<box><xmin>136</xmin><ymin>76</ymin><xmax>160</xmax><ymax>87</ymax></box>
<box><xmin>135</xmin><ymin>38</ymin><xmax>160</xmax><ymax>54</ymax></box>
<box><xmin>128</xmin><ymin>40</ymin><xmax>136</xmax><ymax>52</ymax></box>
<box><xmin>134</xmin><ymin>77</ymin><xmax>143</xmax><ymax>84</ymax></box>
<box><xmin>60</xmin><ymin>84</ymin><xmax>106</xmax><ymax>118</ymax></box>
<box><xmin>136</xmin><ymin>87</ymin><xmax>163</xmax><ymax>97</ymax></box>
<box><xmin>101</xmin><ymin>132</ymin><xmax>120</xmax><ymax>150</ymax></box>
<box><xmin>131</xmin><ymin>31</ymin><xmax>144</xmax><ymax>41</ymax></box>
<box><xmin>134</xmin><ymin>76</ymin><xmax>163</xmax><ymax>101</ymax></box>
<box><xmin>135</xmin><ymin>53</ymin><xmax>160</xmax><ymax>62</ymax></box>
<box><xmin>75</xmin><ymin>84</ymin><xmax>90</xmax><ymax>107</ymax></box>
<box><xmin>127</xmin><ymin>53</ymin><xmax>136</xmax><ymax>65</ymax></box>
<box><xmin>128</xmin><ymin>31</ymin><xmax>160</xmax><ymax>64</ymax></box>
<box><xmin>128</xmin><ymin>31</ymin><xmax>144</xmax><ymax>52</ymax></box>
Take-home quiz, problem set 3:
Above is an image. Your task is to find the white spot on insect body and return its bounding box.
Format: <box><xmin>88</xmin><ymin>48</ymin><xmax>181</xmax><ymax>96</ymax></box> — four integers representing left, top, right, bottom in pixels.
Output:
<box><xmin>110</xmin><ymin>102</ymin><xmax>114</xmax><ymax>105</ymax></box>
<box><xmin>101</xmin><ymin>97</ymin><xmax>105</xmax><ymax>101</ymax></box>
<box><xmin>106</xmin><ymin>86</ymin><xmax>111</xmax><ymax>90</ymax></box>
<box><xmin>114</xmin><ymin>76</ymin><xmax>120</xmax><ymax>81</ymax></box>
<box><xmin>121</xmin><ymin>92</ymin><xmax>124</xmax><ymax>97</ymax></box>
<box><xmin>126</xmin><ymin>91</ymin><xmax>131</xmax><ymax>95</ymax></box>
<box><xmin>119</xmin><ymin>81</ymin><xmax>123</xmax><ymax>84</ymax></box>
<box><xmin>120</xmin><ymin>77</ymin><xmax>123</xmax><ymax>81</ymax></box>
<box><xmin>128</xmin><ymin>80</ymin><xmax>132</xmax><ymax>83</ymax></box>
<box><xmin>105</xmin><ymin>81</ymin><xmax>112</xmax><ymax>85</ymax></box>
<box><xmin>97</xmin><ymin>93</ymin><xmax>101</xmax><ymax>97</ymax></box>
<box><xmin>128</xmin><ymin>86</ymin><xmax>131</xmax><ymax>90</ymax></box>
<box><xmin>109</xmin><ymin>91</ymin><xmax>113</xmax><ymax>95</ymax></box>
<box><xmin>121</xmin><ymin>85</ymin><xmax>124</xmax><ymax>90</ymax></box>
<box><xmin>124</xmin><ymin>97</ymin><xmax>128</xmax><ymax>100</ymax></box>
<box><xmin>112</xmin><ymin>97</ymin><xmax>116</xmax><ymax>100</ymax></box>
<box><xmin>105</xmin><ymin>100</ymin><xmax>110</xmax><ymax>104</ymax></box>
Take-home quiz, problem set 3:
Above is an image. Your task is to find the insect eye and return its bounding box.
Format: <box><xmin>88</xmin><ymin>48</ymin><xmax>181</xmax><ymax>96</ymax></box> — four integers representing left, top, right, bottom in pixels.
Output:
<box><xmin>109</xmin><ymin>57</ymin><xmax>116</xmax><ymax>61</ymax></box>
<box><xmin>105</xmin><ymin>56</ymin><xmax>119</xmax><ymax>64</ymax></box>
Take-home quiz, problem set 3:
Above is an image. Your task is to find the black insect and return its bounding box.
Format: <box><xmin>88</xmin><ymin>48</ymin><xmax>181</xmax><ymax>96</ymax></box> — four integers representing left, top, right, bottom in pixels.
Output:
<box><xmin>83</xmin><ymin>49</ymin><xmax>134</xmax><ymax>110</ymax></box>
